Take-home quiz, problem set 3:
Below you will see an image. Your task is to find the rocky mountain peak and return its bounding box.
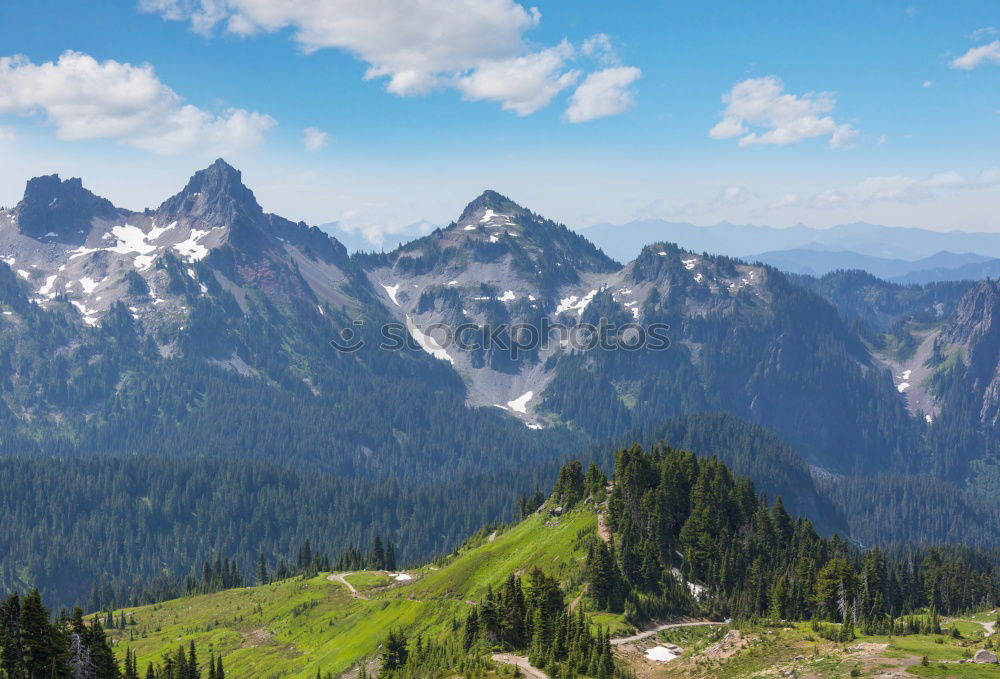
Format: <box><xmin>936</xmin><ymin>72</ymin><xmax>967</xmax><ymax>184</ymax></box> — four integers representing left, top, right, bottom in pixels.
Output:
<box><xmin>943</xmin><ymin>278</ymin><xmax>1000</xmax><ymax>346</ymax></box>
<box><xmin>457</xmin><ymin>190</ymin><xmax>526</xmax><ymax>224</ymax></box>
<box><xmin>156</xmin><ymin>158</ymin><xmax>263</xmax><ymax>228</ymax></box>
<box><xmin>15</xmin><ymin>174</ymin><xmax>119</xmax><ymax>243</ymax></box>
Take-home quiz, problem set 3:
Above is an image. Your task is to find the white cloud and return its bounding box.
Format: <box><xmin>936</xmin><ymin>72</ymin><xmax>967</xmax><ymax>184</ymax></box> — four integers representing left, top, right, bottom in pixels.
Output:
<box><xmin>712</xmin><ymin>185</ymin><xmax>750</xmax><ymax>208</ymax></box>
<box><xmin>922</xmin><ymin>80</ymin><xmax>933</xmax><ymax>88</ymax></box>
<box><xmin>302</xmin><ymin>126</ymin><xmax>329</xmax><ymax>152</ymax></box>
<box><xmin>141</xmin><ymin>1</ymin><xmax>639</xmax><ymax>118</ymax></box>
<box><xmin>769</xmin><ymin>193</ymin><xmax>799</xmax><ymax>209</ymax></box>
<box><xmin>877</xmin><ymin>134</ymin><xmax>887</xmax><ymax>145</ymax></box>
<box><xmin>810</xmin><ymin>189</ymin><xmax>849</xmax><ymax>209</ymax></box>
<box><xmin>142</xmin><ymin>0</ymin><xmax>541</xmax><ymax>96</ymax></box>
<box><xmin>456</xmin><ymin>42</ymin><xmax>580</xmax><ymax>115</ymax></box>
<box><xmin>581</xmin><ymin>33</ymin><xmax>620</xmax><ymax>66</ymax></box>
<box><xmin>950</xmin><ymin>40</ymin><xmax>1000</xmax><ymax>69</ymax></box>
<box><xmin>969</xmin><ymin>27</ymin><xmax>998</xmax><ymax>41</ymax></box>
<box><xmin>0</xmin><ymin>126</ymin><xmax>13</xmax><ymax>143</ymax></box>
<box><xmin>812</xmin><ymin>166</ymin><xmax>1000</xmax><ymax>208</ymax></box>
<box><xmin>709</xmin><ymin>75</ymin><xmax>858</xmax><ymax>148</ymax></box>
<box><xmin>0</xmin><ymin>51</ymin><xmax>274</xmax><ymax>154</ymax></box>
<box><xmin>564</xmin><ymin>66</ymin><xmax>642</xmax><ymax>123</ymax></box>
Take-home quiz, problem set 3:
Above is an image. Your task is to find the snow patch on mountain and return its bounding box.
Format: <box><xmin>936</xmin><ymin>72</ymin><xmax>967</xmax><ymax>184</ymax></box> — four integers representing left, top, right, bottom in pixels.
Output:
<box><xmin>507</xmin><ymin>391</ymin><xmax>533</xmax><ymax>413</ymax></box>
<box><xmin>406</xmin><ymin>315</ymin><xmax>454</xmax><ymax>364</ymax></box>
<box><xmin>556</xmin><ymin>289</ymin><xmax>597</xmax><ymax>316</ymax></box>
<box><xmin>79</xmin><ymin>277</ymin><xmax>99</xmax><ymax>294</ymax></box>
<box><xmin>382</xmin><ymin>283</ymin><xmax>400</xmax><ymax>306</ymax></box>
<box><xmin>172</xmin><ymin>228</ymin><xmax>215</xmax><ymax>262</ymax></box>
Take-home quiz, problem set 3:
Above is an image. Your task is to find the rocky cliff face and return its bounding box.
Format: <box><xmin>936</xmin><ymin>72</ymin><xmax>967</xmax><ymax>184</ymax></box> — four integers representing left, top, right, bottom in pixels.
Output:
<box><xmin>14</xmin><ymin>174</ymin><xmax>122</xmax><ymax>244</ymax></box>
<box><xmin>939</xmin><ymin>279</ymin><xmax>1000</xmax><ymax>427</ymax></box>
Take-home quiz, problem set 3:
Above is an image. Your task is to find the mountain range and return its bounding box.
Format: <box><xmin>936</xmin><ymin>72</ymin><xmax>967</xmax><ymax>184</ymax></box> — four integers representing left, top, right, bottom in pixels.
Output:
<box><xmin>6</xmin><ymin>160</ymin><xmax>1000</xmax><ymax>606</ymax></box>
<box><xmin>580</xmin><ymin>218</ymin><xmax>1000</xmax><ymax>283</ymax></box>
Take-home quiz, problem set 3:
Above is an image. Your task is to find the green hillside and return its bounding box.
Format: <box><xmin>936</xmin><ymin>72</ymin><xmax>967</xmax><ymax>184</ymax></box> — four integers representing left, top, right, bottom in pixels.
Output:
<box><xmin>105</xmin><ymin>507</ymin><xmax>600</xmax><ymax>678</ymax></box>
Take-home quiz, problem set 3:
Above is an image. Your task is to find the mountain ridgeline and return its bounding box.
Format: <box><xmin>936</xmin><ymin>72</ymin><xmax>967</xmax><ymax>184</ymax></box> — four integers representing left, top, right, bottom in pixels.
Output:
<box><xmin>0</xmin><ymin>160</ymin><xmax>998</xmax><ymax>607</ymax></box>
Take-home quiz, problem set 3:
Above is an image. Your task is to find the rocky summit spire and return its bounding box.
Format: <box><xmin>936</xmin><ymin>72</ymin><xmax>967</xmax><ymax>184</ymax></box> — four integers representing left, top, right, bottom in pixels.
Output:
<box><xmin>15</xmin><ymin>174</ymin><xmax>118</xmax><ymax>243</ymax></box>
<box><xmin>157</xmin><ymin>159</ymin><xmax>263</xmax><ymax>229</ymax></box>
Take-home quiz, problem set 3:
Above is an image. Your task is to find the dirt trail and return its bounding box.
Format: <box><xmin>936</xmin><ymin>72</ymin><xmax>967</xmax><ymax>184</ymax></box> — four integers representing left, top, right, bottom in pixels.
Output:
<box><xmin>597</xmin><ymin>513</ymin><xmax>611</xmax><ymax>544</ymax></box>
<box><xmin>981</xmin><ymin>620</ymin><xmax>996</xmax><ymax>635</ymax></box>
<box><xmin>611</xmin><ymin>620</ymin><xmax>726</xmax><ymax>646</ymax></box>
<box><xmin>568</xmin><ymin>584</ymin><xmax>588</xmax><ymax>612</ymax></box>
<box><xmin>327</xmin><ymin>573</ymin><xmax>366</xmax><ymax>600</ymax></box>
<box><xmin>492</xmin><ymin>654</ymin><xmax>548</xmax><ymax>679</ymax></box>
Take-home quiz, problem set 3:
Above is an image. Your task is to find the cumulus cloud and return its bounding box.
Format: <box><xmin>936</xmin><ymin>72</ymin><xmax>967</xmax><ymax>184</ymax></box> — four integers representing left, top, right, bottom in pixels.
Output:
<box><xmin>564</xmin><ymin>66</ymin><xmax>642</xmax><ymax>123</ymax></box>
<box><xmin>302</xmin><ymin>126</ymin><xmax>329</xmax><ymax>152</ymax></box>
<box><xmin>950</xmin><ymin>40</ymin><xmax>1000</xmax><ymax>69</ymax></box>
<box><xmin>811</xmin><ymin>189</ymin><xmax>849</xmax><ymax>209</ymax></box>
<box><xmin>456</xmin><ymin>42</ymin><xmax>580</xmax><ymax>115</ymax></box>
<box><xmin>0</xmin><ymin>51</ymin><xmax>274</xmax><ymax>154</ymax></box>
<box><xmin>141</xmin><ymin>0</ymin><xmax>640</xmax><ymax>120</ymax></box>
<box><xmin>709</xmin><ymin>76</ymin><xmax>858</xmax><ymax>148</ymax></box>
<box><xmin>142</xmin><ymin>0</ymin><xmax>540</xmax><ymax>96</ymax></box>
<box><xmin>769</xmin><ymin>193</ymin><xmax>799</xmax><ymax>209</ymax></box>
<box><xmin>712</xmin><ymin>185</ymin><xmax>750</xmax><ymax>209</ymax></box>
<box><xmin>811</xmin><ymin>167</ymin><xmax>1000</xmax><ymax>208</ymax></box>
<box><xmin>580</xmin><ymin>33</ymin><xmax>620</xmax><ymax>65</ymax></box>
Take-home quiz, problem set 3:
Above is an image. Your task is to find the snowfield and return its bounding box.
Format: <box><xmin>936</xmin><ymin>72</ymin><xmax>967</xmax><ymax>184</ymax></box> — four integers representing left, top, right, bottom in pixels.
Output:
<box><xmin>406</xmin><ymin>316</ymin><xmax>454</xmax><ymax>365</ymax></box>
<box><xmin>645</xmin><ymin>646</ymin><xmax>681</xmax><ymax>662</ymax></box>
<box><xmin>507</xmin><ymin>391</ymin><xmax>533</xmax><ymax>414</ymax></box>
<box><xmin>556</xmin><ymin>289</ymin><xmax>597</xmax><ymax>316</ymax></box>
<box><xmin>382</xmin><ymin>283</ymin><xmax>400</xmax><ymax>306</ymax></box>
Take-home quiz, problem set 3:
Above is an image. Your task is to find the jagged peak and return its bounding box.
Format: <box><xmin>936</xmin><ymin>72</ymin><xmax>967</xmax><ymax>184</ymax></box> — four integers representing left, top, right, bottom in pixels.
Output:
<box><xmin>457</xmin><ymin>190</ymin><xmax>526</xmax><ymax>223</ymax></box>
<box><xmin>157</xmin><ymin>159</ymin><xmax>262</xmax><ymax>226</ymax></box>
<box><xmin>15</xmin><ymin>173</ymin><xmax>118</xmax><ymax>242</ymax></box>
<box><xmin>944</xmin><ymin>278</ymin><xmax>1000</xmax><ymax>345</ymax></box>
<box><xmin>20</xmin><ymin>174</ymin><xmax>111</xmax><ymax>207</ymax></box>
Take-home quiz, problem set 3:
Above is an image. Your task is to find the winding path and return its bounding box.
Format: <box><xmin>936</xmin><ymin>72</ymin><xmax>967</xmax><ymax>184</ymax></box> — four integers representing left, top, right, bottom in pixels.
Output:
<box><xmin>327</xmin><ymin>573</ymin><xmax>366</xmax><ymax>600</ymax></box>
<box><xmin>610</xmin><ymin>620</ymin><xmax>727</xmax><ymax>646</ymax></box>
<box><xmin>492</xmin><ymin>654</ymin><xmax>548</xmax><ymax>679</ymax></box>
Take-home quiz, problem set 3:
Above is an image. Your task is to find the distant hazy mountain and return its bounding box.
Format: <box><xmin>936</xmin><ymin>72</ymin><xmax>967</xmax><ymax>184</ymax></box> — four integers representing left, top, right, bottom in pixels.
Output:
<box><xmin>749</xmin><ymin>248</ymin><xmax>994</xmax><ymax>279</ymax></box>
<box><xmin>892</xmin><ymin>258</ymin><xmax>1000</xmax><ymax>285</ymax></box>
<box><xmin>582</xmin><ymin>219</ymin><xmax>1000</xmax><ymax>263</ymax></box>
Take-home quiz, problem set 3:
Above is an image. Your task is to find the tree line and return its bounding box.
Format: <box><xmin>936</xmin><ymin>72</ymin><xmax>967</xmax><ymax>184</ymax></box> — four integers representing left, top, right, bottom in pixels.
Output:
<box><xmin>586</xmin><ymin>444</ymin><xmax>1000</xmax><ymax>630</ymax></box>
<box><xmin>0</xmin><ymin>589</ymin><xmax>224</xmax><ymax>679</ymax></box>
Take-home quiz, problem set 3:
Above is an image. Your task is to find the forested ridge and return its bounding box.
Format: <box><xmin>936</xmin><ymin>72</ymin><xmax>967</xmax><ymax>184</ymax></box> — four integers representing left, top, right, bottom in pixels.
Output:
<box><xmin>0</xmin><ymin>455</ymin><xmax>564</xmax><ymax>610</ymax></box>
<box><xmin>370</xmin><ymin>447</ymin><xmax>1000</xmax><ymax>679</ymax></box>
<box><xmin>7</xmin><ymin>444</ymin><xmax>1000</xmax><ymax>679</ymax></box>
<box><xmin>590</xmin><ymin>444</ymin><xmax>1000</xmax><ymax>627</ymax></box>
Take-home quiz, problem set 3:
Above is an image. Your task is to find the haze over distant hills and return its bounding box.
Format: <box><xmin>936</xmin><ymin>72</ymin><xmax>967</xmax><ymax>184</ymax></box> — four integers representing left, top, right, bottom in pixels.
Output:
<box><xmin>582</xmin><ymin>219</ymin><xmax>1000</xmax><ymax>261</ymax></box>
<box><xmin>581</xmin><ymin>219</ymin><xmax>1000</xmax><ymax>279</ymax></box>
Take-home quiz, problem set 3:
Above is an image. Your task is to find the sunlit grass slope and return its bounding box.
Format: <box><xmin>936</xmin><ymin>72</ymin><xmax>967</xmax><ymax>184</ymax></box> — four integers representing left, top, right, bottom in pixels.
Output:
<box><xmin>105</xmin><ymin>507</ymin><xmax>597</xmax><ymax>678</ymax></box>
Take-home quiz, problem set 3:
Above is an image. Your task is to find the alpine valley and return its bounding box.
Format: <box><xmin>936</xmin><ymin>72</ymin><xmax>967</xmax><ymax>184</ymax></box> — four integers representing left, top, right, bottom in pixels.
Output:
<box><xmin>0</xmin><ymin>160</ymin><xmax>1000</xmax><ymax>677</ymax></box>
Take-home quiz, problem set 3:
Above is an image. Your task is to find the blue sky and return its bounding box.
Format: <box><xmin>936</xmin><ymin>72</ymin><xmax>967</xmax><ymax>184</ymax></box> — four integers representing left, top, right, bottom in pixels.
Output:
<box><xmin>0</xmin><ymin>1</ymin><xmax>999</xmax><ymax>247</ymax></box>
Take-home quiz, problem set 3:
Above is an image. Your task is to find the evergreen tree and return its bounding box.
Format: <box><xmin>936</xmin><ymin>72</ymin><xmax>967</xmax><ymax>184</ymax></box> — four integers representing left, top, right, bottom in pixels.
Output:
<box><xmin>256</xmin><ymin>552</ymin><xmax>269</xmax><ymax>586</ymax></box>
